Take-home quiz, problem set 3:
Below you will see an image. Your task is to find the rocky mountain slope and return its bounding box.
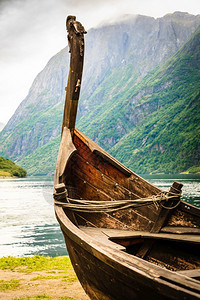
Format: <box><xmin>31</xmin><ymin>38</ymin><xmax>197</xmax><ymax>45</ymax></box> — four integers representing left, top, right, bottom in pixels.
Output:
<box><xmin>0</xmin><ymin>122</ymin><xmax>4</xmax><ymax>132</ymax></box>
<box><xmin>0</xmin><ymin>12</ymin><xmax>200</xmax><ymax>175</ymax></box>
<box><xmin>110</xmin><ymin>27</ymin><xmax>200</xmax><ymax>173</ymax></box>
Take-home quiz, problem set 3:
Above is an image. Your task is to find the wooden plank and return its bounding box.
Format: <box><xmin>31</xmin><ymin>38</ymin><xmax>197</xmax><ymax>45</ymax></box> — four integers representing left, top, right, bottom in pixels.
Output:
<box><xmin>54</xmin><ymin>126</ymin><xmax>76</xmax><ymax>179</ymax></box>
<box><xmin>176</xmin><ymin>269</ymin><xmax>200</xmax><ymax>278</ymax></box>
<box><xmin>136</xmin><ymin>182</ymin><xmax>184</xmax><ymax>258</ymax></box>
<box><xmin>161</xmin><ymin>226</ymin><xmax>200</xmax><ymax>235</ymax></box>
<box><xmin>179</xmin><ymin>201</ymin><xmax>200</xmax><ymax>218</ymax></box>
<box><xmin>74</xmin><ymin>133</ymin><xmax>131</xmax><ymax>188</ymax></box>
<box><xmin>74</xmin><ymin>130</ymin><xmax>161</xmax><ymax>198</ymax></box>
<box><xmin>78</xmin><ymin>227</ymin><xmax>200</xmax><ymax>244</ymax></box>
<box><xmin>75</xmin><ymin>129</ymin><xmax>132</xmax><ymax>176</ymax></box>
<box><xmin>151</xmin><ymin>181</ymin><xmax>183</xmax><ymax>233</ymax></box>
<box><xmin>71</xmin><ymin>153</ymin><xmax>132</xmax><ymax>200</ymax></box>
<box><xmin>79</xmin><ymin>226</ymin><xmax>126</xmax><ymax>251</ymax></box>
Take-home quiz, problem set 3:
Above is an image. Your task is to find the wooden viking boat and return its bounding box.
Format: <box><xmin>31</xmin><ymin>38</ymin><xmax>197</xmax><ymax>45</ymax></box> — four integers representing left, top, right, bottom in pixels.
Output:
<box><xmin>54</xmin><ymin>16</ymin><xmax>200</xmax><ymax>300</ymax></box>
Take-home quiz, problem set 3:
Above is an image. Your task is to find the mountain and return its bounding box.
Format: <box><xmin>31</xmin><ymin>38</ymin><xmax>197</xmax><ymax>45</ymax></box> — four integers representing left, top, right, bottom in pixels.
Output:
<box><xmin>0</xmin><ymin>12</ymin><xmax>200</xmax><ymax>175</ymax></box>
<box><xmin>0</xmin><ymin>122</ymin><xmax>4</xmax><ymax>132</ymax></box>
<box><xmin>109</xmin><ymin>27</ymin><xmax>200</xmax><ymax>174</ymax></box>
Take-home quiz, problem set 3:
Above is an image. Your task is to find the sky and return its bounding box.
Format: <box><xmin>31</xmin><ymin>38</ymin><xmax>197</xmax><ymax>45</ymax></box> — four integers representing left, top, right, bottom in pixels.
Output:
<box><xmin>0</xmin><ymin>0</ymin><xmax>200</xmax><ymax>125</ymax></box>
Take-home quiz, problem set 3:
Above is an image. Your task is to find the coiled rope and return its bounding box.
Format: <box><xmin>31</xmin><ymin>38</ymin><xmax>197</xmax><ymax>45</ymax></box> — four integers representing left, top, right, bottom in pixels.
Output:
<box><xmin>54</xmin><ymin>191</ymin><xmax>182</xmax><ymax>213</ymax></box>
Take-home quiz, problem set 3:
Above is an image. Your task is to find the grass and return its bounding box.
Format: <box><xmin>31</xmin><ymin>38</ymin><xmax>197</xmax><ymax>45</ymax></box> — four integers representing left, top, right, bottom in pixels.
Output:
<box><xmin>0</xmin><ymin>170</ymin><xmax>12</xmax><ymax>177</ymax></box>
<box><xmin>0</xmin><ymin>256</ymin><xmax>73</xmax><ymax>273</ymax></box>
<box><xmin>31</xmin><ymin>274</ymin><xmax>77</xmax><ymax>282</ymax></box>
<box><xmin>14</xmin><ymin>296</ymin><xmax>80</xmax><ymax>300</ymax></box>
<box><xmin>0</xmin><ymin>256</ymin><xmax>87</xmax><ymax>300</ymax></box>
<box><xmin>0</xmin><ymin>279</ymin><xmax>20</xmax><ymax>291</ymax></box>
<box><xmin>14</xmin><ymin>296</ymin><xmax>52</xmax><ymax>300</ymax></box>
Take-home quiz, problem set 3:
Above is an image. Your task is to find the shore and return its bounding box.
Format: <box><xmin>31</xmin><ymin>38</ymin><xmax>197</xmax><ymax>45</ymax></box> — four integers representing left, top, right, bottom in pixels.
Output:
<box><xmin>0</xmin><ymin>256</ymin><xmax>89</xmax><ymax>300</ymax></box>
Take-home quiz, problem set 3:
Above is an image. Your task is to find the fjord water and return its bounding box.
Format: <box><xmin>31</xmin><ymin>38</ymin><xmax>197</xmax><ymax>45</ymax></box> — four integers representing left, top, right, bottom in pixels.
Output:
<box><xmin>0</xmin><ymin>174</ymin><xmax>200</xmax><ymax>257</ymax></box>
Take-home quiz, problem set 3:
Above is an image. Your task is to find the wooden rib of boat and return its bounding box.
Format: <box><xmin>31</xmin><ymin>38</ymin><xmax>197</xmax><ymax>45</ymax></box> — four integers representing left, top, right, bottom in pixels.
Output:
<box><xmin>54</xmin><ymin>16</ymin><xmax>200</xmax><ymax>300</ymax></box>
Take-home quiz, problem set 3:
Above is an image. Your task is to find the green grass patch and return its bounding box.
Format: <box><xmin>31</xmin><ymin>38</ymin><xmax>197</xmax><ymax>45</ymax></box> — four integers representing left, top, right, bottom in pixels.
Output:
<box><xmin>14</xmin><ymin>296</ymin><xmax>80</xmax><ymax>300</ymax></box>
<box><xmin>61</xmin><ymin>274</ymin><xmax>78</xmax><ymax>283</ymax></box>
<box><xmin>59</xmin><ymin>298</ymin><xmax>81</xmax><ymax>300</ymax></box>
<box><xmin>0</xmin><ymin>170</ymin><xmax>12</xmax><ymax>177</ymax></box>
<box><xmin>14</xmin><ymin>295</ymin><xmax>52</xmax><ymax>300</ymax></box>
<box><xmin>185</xmin><ymin>165</ymin><xmax>200</xmax><ymax>173</ymax></box>
<box><xmin>31</xmin><ymin>273</ymin><xmax>77</xmax><ymax>282</ymax></box>
<box><xmin>0</xmin><ymin>256</ymin><xmax>73</xmax><ymax>273</ymax></box>
<box><xmin>0</xmin><ymin>279</ymin><xmax>20</xmax><ymax>291</ymax></box>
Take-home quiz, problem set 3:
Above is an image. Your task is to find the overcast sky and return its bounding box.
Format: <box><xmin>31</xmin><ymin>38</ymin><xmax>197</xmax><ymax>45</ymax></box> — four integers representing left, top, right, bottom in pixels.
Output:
<box><xmin>0</xmin><ymin>0</ymin><xmax>200</xmax><ymax>125</ymax></box>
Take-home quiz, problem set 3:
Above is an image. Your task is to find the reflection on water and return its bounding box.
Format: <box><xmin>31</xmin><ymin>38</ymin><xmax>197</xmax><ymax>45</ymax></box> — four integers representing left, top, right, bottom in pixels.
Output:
<box><xmin>0</xmin><ymin>174</ymin><xmax>199</xmax><ymax>257</ymax></box>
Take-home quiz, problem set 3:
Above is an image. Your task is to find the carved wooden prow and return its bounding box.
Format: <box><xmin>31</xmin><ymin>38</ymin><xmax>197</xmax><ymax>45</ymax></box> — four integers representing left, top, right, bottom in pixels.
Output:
<box><xmin>62</xmin><ymin>16</ymin><xmax>87</xmax><ymax>136</ymax></box>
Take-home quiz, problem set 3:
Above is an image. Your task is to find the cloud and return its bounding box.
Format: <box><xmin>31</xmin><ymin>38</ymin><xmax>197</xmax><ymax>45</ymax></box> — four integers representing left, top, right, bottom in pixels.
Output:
<box><xmin>0</xmin><ymin>0</ymin><xmax>200</xmax><ymax>123</ymax></box>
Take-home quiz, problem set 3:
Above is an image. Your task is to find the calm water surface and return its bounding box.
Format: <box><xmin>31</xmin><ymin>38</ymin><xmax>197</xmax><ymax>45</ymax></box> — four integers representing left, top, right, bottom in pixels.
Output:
<box><xmin>0</xmin><ymin>174</ymin><xmax>199</xmax><ymax>257</ymax></box>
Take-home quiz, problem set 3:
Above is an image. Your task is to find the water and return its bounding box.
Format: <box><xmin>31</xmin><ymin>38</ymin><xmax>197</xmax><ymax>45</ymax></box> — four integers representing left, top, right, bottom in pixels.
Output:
<box><xmin>0</xmin><ymin>174</ymin><xmax>199</xmax><ymax>257</ymax></box>
<box><xmin>0</xmin><ymin>176</ymin><xmax>66</xmax><ymax>257</ymax></box>
<box><xmin>144</xmin><ymin>174</ymin><xmax>200</xmax><ymax>208</ymax></box>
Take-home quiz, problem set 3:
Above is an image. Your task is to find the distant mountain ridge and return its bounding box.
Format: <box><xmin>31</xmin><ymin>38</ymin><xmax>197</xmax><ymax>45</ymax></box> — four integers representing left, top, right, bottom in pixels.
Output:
<box><xmin>0</xmin><ymin>12</ymin><xmax>200</xmax><ymax>175</ymax></box>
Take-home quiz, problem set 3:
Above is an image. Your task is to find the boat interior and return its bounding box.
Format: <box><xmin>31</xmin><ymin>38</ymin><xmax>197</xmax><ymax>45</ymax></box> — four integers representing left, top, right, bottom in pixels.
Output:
<box><xmin>55</xmin><ymin>129</ymin><xmax>200</xmax><ymax>277</ymax></box>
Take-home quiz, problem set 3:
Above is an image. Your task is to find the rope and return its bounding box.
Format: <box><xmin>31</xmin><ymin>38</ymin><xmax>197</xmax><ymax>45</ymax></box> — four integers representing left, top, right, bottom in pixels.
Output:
<box><xmin>54</xmin><ymin>191</ymin><xmax>182</xmax><ymax>213</ymax></box>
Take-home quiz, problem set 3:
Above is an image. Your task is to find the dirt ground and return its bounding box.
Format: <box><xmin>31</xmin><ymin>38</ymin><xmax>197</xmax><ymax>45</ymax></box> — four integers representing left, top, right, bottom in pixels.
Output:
<box><xmin>0</xmin><ymin>269</ymin><xmax>89</xmax><ymax>300</ymax></box>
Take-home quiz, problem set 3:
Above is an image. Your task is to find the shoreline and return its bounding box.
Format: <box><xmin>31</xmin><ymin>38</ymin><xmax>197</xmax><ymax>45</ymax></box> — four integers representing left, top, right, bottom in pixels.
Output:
<box><xmin>0</xmin><ymin>256</ymin><xmax>89</xmax><ymax>300</ymax></box>
<box><xmin>0</xmin><ymin>176</ymin><xmax>25</xmax><ymax>179</ymax></box>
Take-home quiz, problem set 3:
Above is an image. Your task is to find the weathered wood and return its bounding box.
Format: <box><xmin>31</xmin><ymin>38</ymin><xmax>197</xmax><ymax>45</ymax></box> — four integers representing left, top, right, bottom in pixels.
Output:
<box><xmin>135</xmin><ymin>182</ymin><xmax>183</xmax><ymax>258</ymax></box>
<box><xmin>179</xmin><ymin>201</ymin><xmax>200</xmax><ymax>217</ymax></box>
<box><xmin>176</xmin><ymin>269</ymin><xmax>200</xmax><ymax>279</ymax></box>
<box><xmin>151</xmin><ymin>181</ymin><xmax>183</xmax><ymax>233</ymax></box>
<box><xmin>62</xmin><ymin>17</ymin><xmax>86</xmax><ymax>135</ymax></box>
<box><xmin>161</xmin><ymin>226</ymin><xmax>200</xmax><ymax>234</ymax></box>
<box><xmin>55</xmin><ymin>206</ymin><xmax>200</xmax><ymax>300</ymax></box>
<box><xmin>55</xmin><ymin>127</ymin><xmax>76</xmax><ymax>178</ymax></box>
<box><xmin>54</xmin><ymin>183</ymin><xmax>66</xmax><ymax>193</ymax></box>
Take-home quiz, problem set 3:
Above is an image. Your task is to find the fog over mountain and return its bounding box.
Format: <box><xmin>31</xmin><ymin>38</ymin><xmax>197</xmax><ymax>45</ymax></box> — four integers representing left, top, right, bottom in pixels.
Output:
<box><xmin>0</xmin><ymin>12</ymin><xmax>200</xmax><ymax>175</ymax></box>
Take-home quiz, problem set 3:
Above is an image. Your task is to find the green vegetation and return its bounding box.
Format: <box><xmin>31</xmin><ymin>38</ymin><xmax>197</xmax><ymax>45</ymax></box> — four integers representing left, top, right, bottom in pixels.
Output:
<box><xmin>30</xmin><ymin>274</ymin><xmax>77</xmax><ymax>282</ymax></box>
<box><xmin>14</xmin><ymin>296</ymin><xmax>81</xmax><ymax>300</ymax></box>
<box><xmin>0</xmin><ymin>255</ymin><xmax>72</xmax><ymax>272</ymax></box>
<box><xmin>19</xmin><ymin>136</ymin><xmax>60</xmax><ymax>176</ymax></box>
<box><xmin>78</xmin><ymin>26</ymin><xmax>200</xmax><ymax>174</ymax></box>
<box><xmin>14</xmin><ymin>297</ymin><xmax>80</xmax><ymax>300</ymax></box>
<box><xmin>109</xmin><ymin>28</ymin><xmax>200</xmax><ymax>173</ymax></box>
<box><xmin>0</xmin><ymin>156</ymin><xmax>27</xmax><ymax>177</ymax></box>
<box><xmin>15</xmin><ymin>296</ymin><xmax>52</xmax><ymax>300</ymax></box>
<box><xmin>1</xmin><ymin>25</ymin><xmax>200</xmax><ymax>175</ymax></box>
<box><xmin>0</xmin><ymin>256</ymin><xmax>85</xmax><ymax>300</ymax></box>
<box><xmin>0</xmin><ymin>279</ymin><xmax>20</xmax><ymax>291</ymax></box>
<box><xmin>185</xmin><ymin>165</ymin><xmax>200</xmax><ymax>173</ymax></box>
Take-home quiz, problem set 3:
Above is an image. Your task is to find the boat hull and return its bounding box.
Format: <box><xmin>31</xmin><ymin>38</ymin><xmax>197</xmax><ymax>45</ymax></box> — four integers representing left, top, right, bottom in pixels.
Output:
<box><xmin>56</xmin><ymin>206</ymin><xmax>200</xmax><ymax>300</ymax></box>
<box><xmin>65</xmin><ymin>236</ymin><xmax>166</xmax><ymax>300</ymax></box>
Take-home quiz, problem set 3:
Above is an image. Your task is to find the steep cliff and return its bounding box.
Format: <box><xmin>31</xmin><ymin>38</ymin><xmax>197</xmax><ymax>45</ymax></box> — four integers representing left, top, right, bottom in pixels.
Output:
<box><xmin>0</xmin><ymin>12</ymin><xmax>200</xmax><ymax>175</ymax></box>
<box><xmin>109</xmin><ymin>26</ymin><xmax>200</xmax><ymax>173</ymax></box>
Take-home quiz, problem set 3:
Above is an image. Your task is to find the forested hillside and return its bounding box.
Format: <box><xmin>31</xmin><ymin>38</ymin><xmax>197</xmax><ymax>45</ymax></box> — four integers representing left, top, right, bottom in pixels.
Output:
<box><xmin>0</xmin><ymin>12</ymin><xmax>199</xmax><ymax>175</ymax></box>
<box><xmin>0</xmin><ymin>157</ymin><xmax>27</xmax><ymax>177</ymax></box>
<box><xmin>110</xmin><ymin>27</ymin><xmax>200</xmax><ymax>173</ymax></box>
